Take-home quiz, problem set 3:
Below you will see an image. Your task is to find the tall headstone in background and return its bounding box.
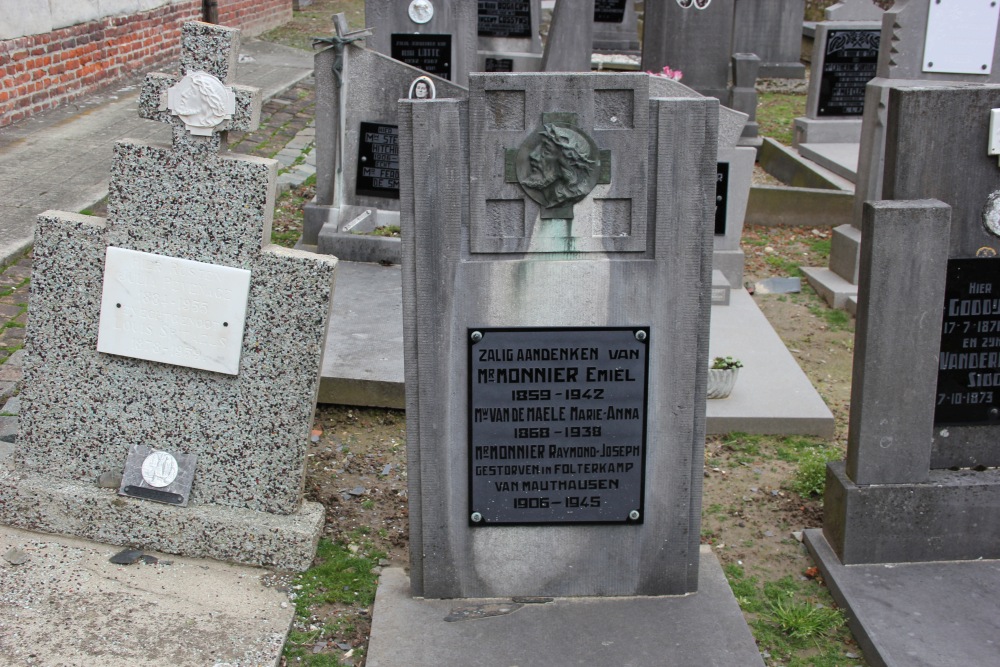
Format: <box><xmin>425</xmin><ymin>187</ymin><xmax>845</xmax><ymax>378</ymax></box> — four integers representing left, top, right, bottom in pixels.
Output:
<box><xmin>805</xmin><ymin>0</ymin><xmax>1000</xmax><ymax>310</ymax></box>
<box><xmin>302</xmin><ymin>15</ymin><xmax>466</xmax><ymax>263</ymax></box>
<box><xmin>642</xmin><ymin>0</ymin><xmax>735</xmax><ymax>100</ymax></box>
<box><xmin>794</xmin><ymin>0</ymin><xmax>882</xmax><ymax>146</ymax></box>
<box><xmin>365</xmin><ymin>0</ymin><xmax>477</xmax><ymax>86</ymax></box>
<box><xmin>732</xmin><ymin>0</ymin><xmax>806</xmax><ymax>78</ymax></box>
<box><xmin>805</xmin><ymin>83</ymin><xmax>1000</xmax><ymax>667</ymax></box>
<box><xmin>592</xmin><ymin>0</ymin><xmax>641</xmax><ymax>54</ymax></box>
<box><xmin>477</xmin><ymin>0</ymin><xmax>544</xmax><ymax>72</ymax></box>
<box><xmin>542</xmin><ymin>0</ymin><xmax>596</xmax><ymax>72</ymax></box>
<box><xmin>400</xmin><ymin>72</ymin><xmax>718</xmax><ymax>599</ymax></box>
<box><xmin>0</xmin><ymin>22</ymin><xmax>336</xmax><ymax>571</ymax></box>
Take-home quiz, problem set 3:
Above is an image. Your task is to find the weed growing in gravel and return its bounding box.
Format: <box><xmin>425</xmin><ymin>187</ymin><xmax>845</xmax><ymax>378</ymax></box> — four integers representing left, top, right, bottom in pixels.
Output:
<box><xmin>793</xmin><ymin>448</ymin><xmax>842</xmax><ymax>497</ymax></box>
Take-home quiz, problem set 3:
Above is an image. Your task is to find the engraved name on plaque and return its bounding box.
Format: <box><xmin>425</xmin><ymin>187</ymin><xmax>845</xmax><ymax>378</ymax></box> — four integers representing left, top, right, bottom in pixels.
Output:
<box><xmin>715</xmin><ymin>162</ymin><xmax>729</xmax><ymax>236</ymax></box>
<box><xmin>391</xmin><ymin>33</ymin><xmax>453</xmax><ymax>80</ymax></box>
<box><xmin>478</xmin><ymin>0</ymin><xmax>532</xmax><ymax>38</ymax></box>
<box><xmin>935</xmin><ymin>257</ymin><xmax>1000</xmax><ymax>426</ymax></box>
<box><xmin>97</xmin><ymin>246</ymin><xmax>251</xmax><ymax>375</ymax></box>
<box><xmin>594</xmin><ymin>0</ymin><xmax>628</xmax><ymax>23</ymax></box>
<box><xmin>357</xmin><ymin>122</ymin><xmax>400</xmax><ymax>198</ymax></box>
<box><xmin>817</xmin><ymin>30</ymin><xmax>880</xmax><ymax>117</ymax></box>
<box><xmin>469</xmin><ymin>327</ymin><xmax>649</xmax><ymax>525</ymax></box>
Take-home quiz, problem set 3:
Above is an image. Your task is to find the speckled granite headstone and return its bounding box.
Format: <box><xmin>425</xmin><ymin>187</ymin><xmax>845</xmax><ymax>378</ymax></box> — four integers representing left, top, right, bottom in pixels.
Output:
<box><xmin>0</xmin><ymin>22</ymin><xmax>337</xmax><ymax>571</ymax></box>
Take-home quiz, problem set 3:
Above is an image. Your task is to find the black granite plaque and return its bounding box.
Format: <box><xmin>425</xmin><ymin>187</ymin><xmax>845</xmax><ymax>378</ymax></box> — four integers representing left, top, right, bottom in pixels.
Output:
<box><xmin>391</xmin><ymin>33</ymin><xmax>452</xmax><ymax>80</ymax></box>
<box><xmin>356</xmin><ymin>122</ymin><xmax>399</xmax><ymax>199</ymax></box>
<box><xmin>479</xmin><ymin>0</ymin><xmax>532</xmax><ymax>38</ymax></box>
<box><xmin>468</xmin><ymin>327</ymin><xmax>649</xmax><ymax>525</ymax></box>
<box><xmin>715</xmin><ymin>162</ymin><xmax>729</xmax><ymax>236</ymax></box>
<box><xmin>594</xmin><ymin>0</ymin><xmax>627</xmax><ymax>22</ymax></box>
<box><xmin>485</xmin><ymin>57</ymin><xmax>514</xmax><ymax>72</ymax></box>
<box><xmin>817</xmin><ymin>29</ymin><xmax>880</xmax><ymax>117</ymax></box>
<box><xmin>935</xmin><ymin>258</ymin><xmax>1000</xmax><ymax>426</ymax></box>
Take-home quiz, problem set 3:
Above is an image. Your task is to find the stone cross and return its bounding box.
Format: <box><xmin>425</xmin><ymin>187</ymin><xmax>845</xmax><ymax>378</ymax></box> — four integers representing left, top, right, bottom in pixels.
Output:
<box><xmin>138</xmin><ymin>21</ymin><xmax>261</xmax><ymax>153</ymax></box>
<box><xmin>1</xmin><ymin>21</ymin><xmax>336</xmax><ymax>571</ymax></box>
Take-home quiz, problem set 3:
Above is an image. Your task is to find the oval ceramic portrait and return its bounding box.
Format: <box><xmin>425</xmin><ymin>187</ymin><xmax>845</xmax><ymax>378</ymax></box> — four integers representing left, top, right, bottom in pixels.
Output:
<box><xmin>408</xmin><ymin>76</ymin><xmax>436</xmax><ymax>100</ymax></box>
<box><xmin>983</xmin><ymin>190</ymin><xmax>1000</xmax><ymax>238</ymax></box>
<box><xmin>408</xmin><ymin>0</ymin><xmax>434</xmax><ymax>23</ymax></box>
<box><xmin>514</xmin><ymin>123</ymin><xmax>601</xmax><ymax>210</ymax></box>
<box><xmin>141</xmin><ymin>450</ymin><xmax>179</xmax><ymax>488</ymax></box>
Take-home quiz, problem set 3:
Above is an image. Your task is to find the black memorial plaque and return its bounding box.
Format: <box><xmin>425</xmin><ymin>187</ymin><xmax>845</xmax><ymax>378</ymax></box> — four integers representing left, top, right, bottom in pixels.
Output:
<box><xmin>356</xmin><ymin>122</ymin><xmax>399</xmax><ymax>199</ymax></box>
<box><xmin>485</xmin><ymin>57</ymin><xmax>514</xmax><ymax>72</ymax></box>
<box><xmin>478</xmin><ymin>0</ymin><xmax>532</xmax><ymax>38</ymax></box>
<box><xmin>469</xmin><ymin>327</ymin><xmax>649</xmax><ymax>525</ymax></box>
<box><xmin>594</xmin><ymin>0</ymin><xmax>628</xmax><ymax>23</ymax></box>
<box><xmin>391</xmin><ymin>33</ymin><xmax>452</xmax><ymax>80</ymax></box>
<box><xmin>715</xmin><ymin>162</ymin><xmax>729</xmax><ymax>236</ymax></box>
<box><xmin>817</xmin><ymin>30</ymin><xmax>880</xmax><ymax>117</ymax></box>
<box><xmin>935</xmin><ymin>258</ymin><xmax>1000</xmax><ymax>426</ymax></box>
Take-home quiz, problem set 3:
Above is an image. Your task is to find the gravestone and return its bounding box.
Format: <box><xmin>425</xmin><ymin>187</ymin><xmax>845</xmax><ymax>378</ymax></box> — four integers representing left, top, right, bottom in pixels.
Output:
<box><xmin>642</xmin><ymin>0</ymin><xmax>735</xmax><ymax>100</ymax></box>
<box><xmin>477</xmin><ymin>0</ymin><xmax>544</xmax><ymax>73</ymax></box>
<box><xmin>592</xmin><ymin>0</ymin><xmax>641</xmax><ymax>54</ymax></box>
<box><xmin>805</xmin><ymin>0</ymin><xmax>1000</xmax><ymax>309</ymax></box>
<box><xmin>804</xmin><ymin>83</ymin><xmax>1000</xmax><ymax>667</ymax></box>
<box><xmin>794</xmin><ymin>0</ymin><xmax>882</xmax><ymax>146</ymax></box>
<box><xmin>302</xmin><ymin>14</ymin><xmax>467</xmax><ymax>262</ymax></box>
<box><xmin>542</xmin><ymin>0</ymin><xmax>596</xmax><ymax>72</ymax></box>
<box><xmin>0</xmin><ymin>22</ymin><xmax>336</xmax><ymax>571</ymax></box>
<box><xmin>732</xmin><ymin>0</ymin><xmax>806</xmax><ymax>78</ymax></box>
<box><xmin>400</xmin><ymin>71</ymin><xmax>718</xmax><ymax>599</ymax></box>
<box><xmin>729</xmin><ymin>53</ymin><xmax>760</xmax><ymax>141</ymax></box>
<box><xmin>364</xmin><ymin>0</ymin><xmax>478</xmax><ymax>86</ymax></box>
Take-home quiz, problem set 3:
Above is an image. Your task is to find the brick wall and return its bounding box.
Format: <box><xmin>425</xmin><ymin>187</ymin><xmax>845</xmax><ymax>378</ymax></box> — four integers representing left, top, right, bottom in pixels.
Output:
<box><xmin>217</xmin><ymin>0</ymin><xmax>293</xmax><ymax>38</ymax></box>
<box><xmin>0</xmin><ymin>0</ymin><xmax>292</xmax><ymax>129</ymax></box>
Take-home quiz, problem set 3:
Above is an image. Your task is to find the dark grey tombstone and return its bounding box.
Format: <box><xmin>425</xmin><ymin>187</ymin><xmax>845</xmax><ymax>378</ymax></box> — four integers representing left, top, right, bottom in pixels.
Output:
<box><xmin>732</xmin><ymin>0</ymin><xmax>806</xmax><ymax>78</ymax></box>
<box><xmin>400</xmin><ymin>72</ymin><xmax>718</xmax><ymax>598</ymax></box>
<box><xmin>642</xmin><ymin>0</ymin><xmax>735</xmax><ymax>100</ymax></box>
<box><xmin>821</xmin><ymin>84</ymin><xmax>1000</xmax><ymax>568</ymax></box>
<box><xmin>364</xmin><ymin>0</ymin><xmax>478</xmax><ymax>86</ymax></box>
<box><xmin>729</xmin><ymin>53</ymin><xmax>760</xmax><ymax>140</ymax></box>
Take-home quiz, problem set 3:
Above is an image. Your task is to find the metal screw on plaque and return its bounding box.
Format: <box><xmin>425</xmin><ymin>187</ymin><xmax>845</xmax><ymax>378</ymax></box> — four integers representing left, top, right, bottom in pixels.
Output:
<box><xmin>629</xmin><ymin>510</ymin><xmax>640</xmax><ymax>520</ymax></box>
<box><xmin>991</xmin><ymin>408</ymin><xmax>999</xmax><ymax>419</ymax></box>
<box><xmin>634</xmin><ymin>330</ymin><xmax>647</xmax><ymax>342</ymax></box>
<box><xmin>470</xmin><ymin>331</ymin><xmax>483</xmax><ymax>343</ymax></box>
<box><xmin>471</xmin><ymin>512</ymin><xmax>483</xmax><ymax>523</ymax></box>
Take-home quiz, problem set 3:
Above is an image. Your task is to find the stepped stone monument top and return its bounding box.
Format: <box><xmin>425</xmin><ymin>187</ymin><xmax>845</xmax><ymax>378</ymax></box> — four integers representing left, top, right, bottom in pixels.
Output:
<box><xmin>0</xmin><ymin>22</ymin><xmax>336</xmax><ymax>571</ymax></box>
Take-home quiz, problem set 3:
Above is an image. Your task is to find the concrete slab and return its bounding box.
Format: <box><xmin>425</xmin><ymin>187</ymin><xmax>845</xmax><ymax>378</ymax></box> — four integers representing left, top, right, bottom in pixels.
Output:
<box><xmin>707</xmin><ymin>287</ymin><xmax>835</xmax><ymax>437</ymax></box>
<box><xmin>798</xmin><ymin>142</ymin><xmax>860</xmax><ymax>183</ymax></box>
<box><xmin>366</xmin><ymin>547</ymin><xmax>764</xmax><ymax>667</ymax></box>
<box><xmin>801</xmin><ymin>265</ymin><xmax>859</xmax><ymax>310</ymax></box>
<box><xmin>0</xmin><ymin>525</ymin><xmax>293</xmax><ymax>667</ymax></box>
<box><xmin>321</xmin><ymin>262</ymin><xmax>835</xmax><ymax>437</ymax></box>
<box><xmin>804</xmin><ymin>529</ymin><xmax>1000</xmax><ymax>667</ymax></box>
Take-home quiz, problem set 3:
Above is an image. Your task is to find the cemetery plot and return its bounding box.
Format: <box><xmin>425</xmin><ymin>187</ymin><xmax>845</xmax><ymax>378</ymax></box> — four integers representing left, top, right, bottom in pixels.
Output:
<box><xmin>469</xmin><ymin>328</ymin><xmax>649</xmax><ymax>525</ymax></box>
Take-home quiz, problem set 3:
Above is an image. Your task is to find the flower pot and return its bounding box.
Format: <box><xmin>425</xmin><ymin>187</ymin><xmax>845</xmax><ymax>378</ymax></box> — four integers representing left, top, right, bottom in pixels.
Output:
<box><xmin>707</xmin><ymin>368</ymin><xmax>739</xmax><ymax>399</ymax></box>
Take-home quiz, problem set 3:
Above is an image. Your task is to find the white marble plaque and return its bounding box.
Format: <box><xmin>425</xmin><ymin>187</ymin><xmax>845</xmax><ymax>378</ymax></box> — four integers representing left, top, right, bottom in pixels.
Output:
<box><xmin>924</xmin><ymin>1</ymin><xmax>1000</xmax><ymax>75</ymax></box>
<box><xmin>97</xmin><ymin>247</ymin><xmax>251</xmax><ymax>375</ymax></box>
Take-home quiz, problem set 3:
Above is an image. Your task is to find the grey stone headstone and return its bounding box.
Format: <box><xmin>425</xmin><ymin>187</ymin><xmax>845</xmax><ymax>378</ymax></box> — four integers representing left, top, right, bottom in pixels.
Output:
<box><xmin>825</xmin><ymin>0</ymin><xmax>883</xmax><ymax>21</ymax></box>
<box><xmin>0</xmin><ymin>22</ymin><xmax>335</xmax><ymax>571</ymax></box>
<box><xmin>400</xmin><ymin>72</ymin><xmax>718</xmax><ymax>598</ymax></box>
<box><xmin>732</xmin><ymin>0</ymin><xmax>806</xmax><ymax>79</ymax></box>
<box><xmin>592</xmin><ymin>0</ymin><xmax>641</xmax><ymax>54</ymax></box>
<box><xmin>642</xmin><ymin>0</ymin><xmax>735</xmax><ymax>99</ymax></box>
<box><xmin>365</xmin><ymin>0</ymin><xmax>478</xmax><ymax>86</ymax></box>
<box><xmin>477</xmin><ymin>0</ymin><xmax>543</xmax><ymax>68</ymax></box>
<box><xmin>542</xmin><ymin>0</ymin><xmax>595</xmax><ymax>72</ymax></box>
